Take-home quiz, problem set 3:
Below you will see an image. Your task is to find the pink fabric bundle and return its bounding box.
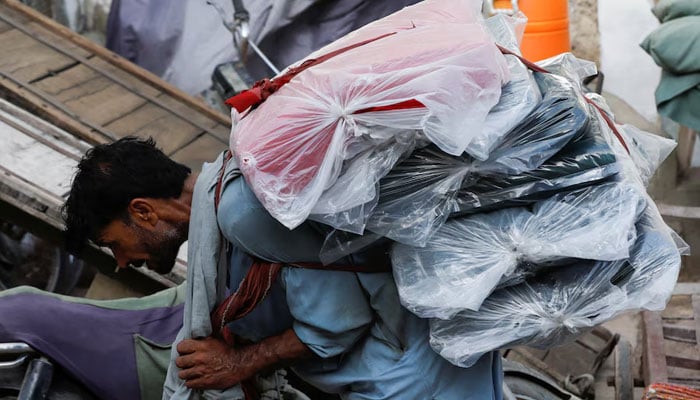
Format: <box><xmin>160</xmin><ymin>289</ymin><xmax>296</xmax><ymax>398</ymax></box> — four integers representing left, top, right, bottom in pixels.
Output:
<box><xmin>230</xmin><ymin>0</ymin><xmax>509</xmax><ymax>229</ymax></box>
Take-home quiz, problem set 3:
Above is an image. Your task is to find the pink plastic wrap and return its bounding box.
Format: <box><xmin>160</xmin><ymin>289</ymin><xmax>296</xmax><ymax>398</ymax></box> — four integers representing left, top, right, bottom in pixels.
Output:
<box><xmin>230</xmin><ymin>0</ymin><xmax>509</xmax><ymax>229</ymax></box>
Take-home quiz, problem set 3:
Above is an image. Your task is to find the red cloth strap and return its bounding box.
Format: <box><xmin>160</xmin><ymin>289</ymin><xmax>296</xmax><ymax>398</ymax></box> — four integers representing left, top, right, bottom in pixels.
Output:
<box><xmin>225</xmin><ymin>31</ymin><xmax>426</xmax><ymax>114</ymax></box>
<box><xmin>496</xmin><ymin>44</ymin><xmax>630</xmax><ymax>154</ymax></box>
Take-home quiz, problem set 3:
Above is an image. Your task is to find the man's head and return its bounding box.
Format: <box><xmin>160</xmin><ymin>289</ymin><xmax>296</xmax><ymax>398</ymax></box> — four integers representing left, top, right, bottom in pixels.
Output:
<box><xmin>63</xmin><ymin>137</ymin><xmax>192</xmax><ymax>273</ymax></box>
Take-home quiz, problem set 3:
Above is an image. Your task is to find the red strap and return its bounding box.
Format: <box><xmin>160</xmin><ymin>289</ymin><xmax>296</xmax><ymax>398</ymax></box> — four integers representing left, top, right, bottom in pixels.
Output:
<box><xmin>225</xmin><ymin>31</ymin><xmax>426</xmax><ymax>114</ymax></box>
<box><xmin>496</xmin><ymin>45</ymin><xmax>630</xmax><ymax>154</ymax></box>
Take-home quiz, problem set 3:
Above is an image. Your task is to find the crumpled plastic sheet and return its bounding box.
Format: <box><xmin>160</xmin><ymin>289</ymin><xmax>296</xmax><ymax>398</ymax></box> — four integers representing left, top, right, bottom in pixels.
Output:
<box><xmin>230</xmin><ymin>0</ymin><xmax>509</xmax><ymax>230</ymax></box>
<box><xmin>391</xmin><ymin>181</ymin><xmax>647</xmax><ymax>318</ymax></box>
<box><xmin>428</xmin><ymin>209</ymin><xmax>682</xmax><ymax>368</ymax></box>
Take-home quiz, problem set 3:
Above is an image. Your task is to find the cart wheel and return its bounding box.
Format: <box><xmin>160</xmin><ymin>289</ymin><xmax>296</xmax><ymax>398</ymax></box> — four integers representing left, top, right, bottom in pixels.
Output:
<box><xmin>614</xmin><ymin>339</ymin><xmax>634</xmax><ymax>400</ymax></box>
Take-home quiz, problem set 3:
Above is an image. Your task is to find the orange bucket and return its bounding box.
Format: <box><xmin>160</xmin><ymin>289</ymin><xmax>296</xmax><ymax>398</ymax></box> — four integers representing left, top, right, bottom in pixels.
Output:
<box><xmin>493</xmin><ymin>0</ymin><xmax>570</xmax><ymax>61</ymax></box>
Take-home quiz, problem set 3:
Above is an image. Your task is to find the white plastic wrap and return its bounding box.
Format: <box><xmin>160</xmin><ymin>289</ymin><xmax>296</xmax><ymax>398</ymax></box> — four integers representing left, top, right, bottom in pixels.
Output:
<box><xmin>428</xmin><ymin>209</ymin><xmax>681</xmax><ymax>368</ymax></box>
<box><xmin>391</xmin><ymin>182</ymin><xmax>646</xmax><ymax>318</ymax></box>
<box><xmin>466</xmin><ymin>13</ymin><xmax>541</xmax><ymax>160</ymax></box>
<box><xmin>321</xmin><ymin>71</ymin><xmax>592</xmax><ymax>248</ymax></box>
<box><xmin>230</xmin><ymin>0</ymin><xmax>509</xmax><ymax>230</ymax></box>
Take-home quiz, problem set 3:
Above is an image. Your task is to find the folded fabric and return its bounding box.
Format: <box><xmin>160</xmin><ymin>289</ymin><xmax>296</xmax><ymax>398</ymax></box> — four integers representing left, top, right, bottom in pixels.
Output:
<box><xmin>653</xmin><ymin>0</ymin><xmax>700</xmax><ymax>22</ymax></box>
<box><xmin>641</xmin><ymin>16</ymin><xmax>700</xmax><ymax>74</ymax></box>
<box><xmin>357</xmin><ymin>71</ymin><xmax>590</xmax><ymax>246</ymax></box>
<box><xmin>391</xmin><ymin>182</ymin><xmax>646</xmax><ymax>318</ymax></box>
<box><xmin>230</xmin><ymin>0</ymin><xmax>509</xmax><ymax>230</ymax></box>
<box><xmin>466</xmin><ymin>54</ymin><xmax>541</xmax><ymax>160</ymax></box>
<box><xmin>455</xmin><ymin>105</ymin><xmax>617</xmax><ymax>215</ymax></box>
<box><xmin>429</xmin><ymin>212</ymin><xmax>681</xmax><ymax>368</ymax></box>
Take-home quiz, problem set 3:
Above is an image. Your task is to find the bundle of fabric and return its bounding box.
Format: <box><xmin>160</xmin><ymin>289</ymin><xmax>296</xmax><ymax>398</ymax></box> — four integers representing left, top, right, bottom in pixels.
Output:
<box><xmin>230</xmin><ymin>0</ymin><xmax>510</xmax><ymax>230</ymax></box>
<box><xmin>429</xmin><ymin>213</ymin><xmax>681</xmax><ymax>367</ymax></box>
<box><xmin>641</xmin><ymin>0</ymin><xmax>700</xmax><ymax>132</ymax></box>
<box><xmin>226</xmin><ymin>0</ymin><xmax>684</xmax><ymax>370</ymax></box>
<box><xmin>392</xmin><ymin>181</ymin><xmax>646</xmax><ymax>318</ymax></box>
<box><xmin>390</xmin><ymin>94</ymin><xmax>683</xmax><ymax>367</ymax></box>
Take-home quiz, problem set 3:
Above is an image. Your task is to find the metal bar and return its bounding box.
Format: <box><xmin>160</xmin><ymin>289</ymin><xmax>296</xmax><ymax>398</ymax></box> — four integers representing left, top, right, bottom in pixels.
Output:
<box><xmin>0</xmin><ymin>11</ymin><xmax>226</xmax><ymax>139</ymax></box>
<box><xmin>642</xmin><ymin>311</ymin><xmax>669</xmax><ymax>384</ymax></box>
<box><xmin>0</xmin><ymin>354</ymin><xmax>29</xmax><ymax>369</ymax></box>
<box><xmin>0</xmin><ymin>342</ymin><xmax>33</xmax><ymax>354</ymax></box>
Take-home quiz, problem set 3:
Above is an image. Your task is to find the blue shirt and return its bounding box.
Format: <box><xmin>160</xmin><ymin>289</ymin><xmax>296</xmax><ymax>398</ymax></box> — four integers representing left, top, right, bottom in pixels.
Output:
<box><xmin>217</xmin><ymin>177</ymin><xmax>503</xmax><ymax>399</ymax></box>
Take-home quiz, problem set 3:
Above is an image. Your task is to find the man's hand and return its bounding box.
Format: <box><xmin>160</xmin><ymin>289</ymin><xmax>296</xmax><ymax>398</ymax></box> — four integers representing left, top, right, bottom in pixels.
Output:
<box><xmin>176</xmin><ymin>336</ymin><xmax>256</xmax><ymax>389</ymax></box>
<box><xmin>175</xmin><ymin>328</ymin><xmax>313</xmax><ymax>390</ymax></box>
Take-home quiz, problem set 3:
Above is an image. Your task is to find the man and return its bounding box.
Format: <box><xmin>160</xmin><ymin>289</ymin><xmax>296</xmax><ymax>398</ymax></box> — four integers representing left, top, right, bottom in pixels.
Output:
<box><xmin>64</xmin><ymin>136</ymin><xmax>503</xmax><ymax>399</ymax></box>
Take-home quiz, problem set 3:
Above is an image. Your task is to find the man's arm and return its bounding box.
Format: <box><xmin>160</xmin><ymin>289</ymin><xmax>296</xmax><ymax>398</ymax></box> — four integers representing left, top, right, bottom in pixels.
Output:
<box><xmin>175</xmin><ymin>328</ymin><xmax>313</xmax><ymax>390</ymax></box>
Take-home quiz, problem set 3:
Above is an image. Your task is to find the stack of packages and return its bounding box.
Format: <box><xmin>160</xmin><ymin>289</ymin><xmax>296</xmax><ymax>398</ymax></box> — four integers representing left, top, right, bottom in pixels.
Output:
<box><xmin>229</xmin><ymin>0</ymin><xmax>686</xmax><ymax>367</ymax></box>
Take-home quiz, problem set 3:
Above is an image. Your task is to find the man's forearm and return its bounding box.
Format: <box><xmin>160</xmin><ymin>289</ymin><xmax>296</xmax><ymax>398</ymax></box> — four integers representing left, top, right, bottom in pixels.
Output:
<box><xmin>241</xmin><ymin>328</ymin><xmax>314</xmax><ymax>374</ymax></box>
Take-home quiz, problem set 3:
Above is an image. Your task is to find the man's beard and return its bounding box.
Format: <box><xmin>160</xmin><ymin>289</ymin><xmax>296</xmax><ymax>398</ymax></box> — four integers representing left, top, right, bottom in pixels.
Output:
<box><xmin>138</xmin><ymin>223</ymin><xmax>186</xmax><ymax>274</ymax></box>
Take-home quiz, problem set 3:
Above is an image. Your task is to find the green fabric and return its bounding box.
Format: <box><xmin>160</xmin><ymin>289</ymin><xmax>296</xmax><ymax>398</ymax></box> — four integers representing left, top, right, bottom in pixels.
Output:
<box><xmin>640</xmin><ymin>16</ymin><xmax>700</xmax><ymax>74</ymax></box>
<box><xmin>656</xmin><ymin>70</ymin><xmax>700</xmax><ymax>132</ymax></box>
<box><xmin>134</xmin><ymin>334</ymin><xmax>173</xmax><ymax>400</ymax></box>
<box><xmin>653</xmin><ymin>0</ymin><xmax>700</xmax><ymax>22</ymax></box>
<box><xmin>0</xmin><ymin>284</ymin><xmax>186</xmax><ymax>310</ymax></box>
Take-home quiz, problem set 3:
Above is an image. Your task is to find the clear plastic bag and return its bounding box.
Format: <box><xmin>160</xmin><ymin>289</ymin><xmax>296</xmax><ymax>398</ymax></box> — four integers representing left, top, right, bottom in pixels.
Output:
<box><xmin>391</xmin><ymin>182</ymin><xmax>646</xmax><ymax>318</ymax></box>
<box><xmin>466</xmin><ymin>13</ymin><xmax>541</xmax><ymax>160</ymax></box>
<box><xmin>230</xmin><ymin>0</ymin><xmax>509</xmax><ymax>230</ymax></box>
<box><xmin>454</xmin><ymin>105</ymin><xmax>620</xmax><ymax>215</ymax></box>
<box><xmin>472</xmin><ymin>72</ymin><xmax>590</xmax><ymax>175</ymax></box>
<box><xmin>428</xmin><ymin>209</ymin><xmax>681</xmax><ymax>368</ymax></box>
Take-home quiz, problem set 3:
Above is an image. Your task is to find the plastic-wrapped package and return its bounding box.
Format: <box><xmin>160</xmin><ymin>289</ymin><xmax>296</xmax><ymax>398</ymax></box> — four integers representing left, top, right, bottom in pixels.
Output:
<box><xmin>391</xmin><ymin>182</ymin><xmax>646</xmax><ymax>318</ymax></box>
<box><xmin>454</xmin><ymin>108</ymin><xmax>619</xmax><ymax>215</ymax></box>
<box><xmin>467</xmin><ymin>14</ymin><xmax>541</xmax><ymax>160</ymax></box>
<box><xmin>354</xmin><ymin>71</ymin><xmax>591</xmax><ymax>246</ymax></box>
<box><xmin>428</xmin><ymin>210</ymin><xmax>681</xmax><ymax>368</ymax></box>
<box><xmin>473</xmin><ymin>72</ymin><xmax>590</xmax><ymax>175</ymax></box>
<box><xmin>230</xmin><ymin>0</ymin><xmax>509</xmax><ymax>230</ymax></box>
<box><xmin>618</xmin><ymin>124</ymin><xmax>676</xmax><ymax>186</ymax></box>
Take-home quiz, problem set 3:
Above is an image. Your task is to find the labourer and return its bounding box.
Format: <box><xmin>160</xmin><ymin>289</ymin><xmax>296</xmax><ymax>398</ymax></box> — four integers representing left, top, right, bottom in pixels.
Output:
<box><xmin>63</xmin><ymin>136</ymin><xmax>504</xmax><ymax>399</ymax></box>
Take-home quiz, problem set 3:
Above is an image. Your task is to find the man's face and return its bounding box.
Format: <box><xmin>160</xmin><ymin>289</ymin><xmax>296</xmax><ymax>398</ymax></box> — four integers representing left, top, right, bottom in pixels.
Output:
<box><xmin>97</xmin><ymin>217</ymin><xmax>185</xmax><ymax>274</ymax></box>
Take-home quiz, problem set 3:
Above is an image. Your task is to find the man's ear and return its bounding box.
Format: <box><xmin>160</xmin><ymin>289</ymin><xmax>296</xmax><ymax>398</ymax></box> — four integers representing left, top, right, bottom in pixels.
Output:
<box><xmin>127</xmin><ymin>198</ymin><xmax>158</xmax><ymax>228</ymax></box>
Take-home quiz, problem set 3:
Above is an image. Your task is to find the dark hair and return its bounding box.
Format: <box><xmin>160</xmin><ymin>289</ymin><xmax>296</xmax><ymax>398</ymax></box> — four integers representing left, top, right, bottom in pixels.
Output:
<box><xmin>63</xmin><ymin>136</ymin><xmax>191</xmax><ymax>254</ymax></box>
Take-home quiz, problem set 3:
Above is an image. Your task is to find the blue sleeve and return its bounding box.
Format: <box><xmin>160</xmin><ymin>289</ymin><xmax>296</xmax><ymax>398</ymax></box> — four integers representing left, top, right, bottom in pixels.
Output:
<box><xmin>217</xmin><ymin>177</ymin><xmax>326</xmax><ymax>263</ymax></box>
<box><xmin>280</xmin><ymin>267</ymin><xmax>373</xmax><ymax>359</ymax></box>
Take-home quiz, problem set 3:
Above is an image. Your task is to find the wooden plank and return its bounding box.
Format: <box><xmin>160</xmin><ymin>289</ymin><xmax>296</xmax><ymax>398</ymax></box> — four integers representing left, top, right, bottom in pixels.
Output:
<box><xmin>0</xmin><ymin>15</ymin><xmax>14</xmax><ymax>35</ymax></box>
<box><xmin>153</xmin><ymin>93</ymin><xmax>230</xmax><ymax>142</ymax></box>
<box><xmin>0</xmin><ymin>27</ymin><xmax>79</xmax><ymax>82</ymax></box>
<box><xmin>0</xmin><ymin>120</ymin><xmax>77</xmax><ymax>197</ymax></box>
<box><xmin>45</xmin><ymin>72</ymin><xmax>148</xmax><ymax>127</ymax></box>
<box><xmin>643</xmin><ymin>311</ymin><xmax>669</xmax><ymax>384</ymax></box>
<box><xmin>0</xmin><ymin>74</ymin><xmax>110</xmax><ymax>144</ymax></box>
<box><xmin>657</xmin><ymin>203</ymin><xmax>700</xmax><ymax>219</ymax></box>
<box><xmin>674</xmin><ymin>283</ymin><xmax>700</xmax><ymax>296</ymax></box>
<box><xmin>170</xmin><ymin>134</ymin><xmax>227</xmax><ymax>172</ymax></box>
<box><xmin>677</xmin><ymin>125</ymin><xmax>697</xmax><ymax>177</ymax></box>
<box><xmin>1</xmin><ymin>0</ymin><xmax>231</xmax><ymax>127</ymax></box>
<box><xmin>103</xmin><ymin>101</ymin><xmax>201</xmax><ymax>155</ymax></box>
